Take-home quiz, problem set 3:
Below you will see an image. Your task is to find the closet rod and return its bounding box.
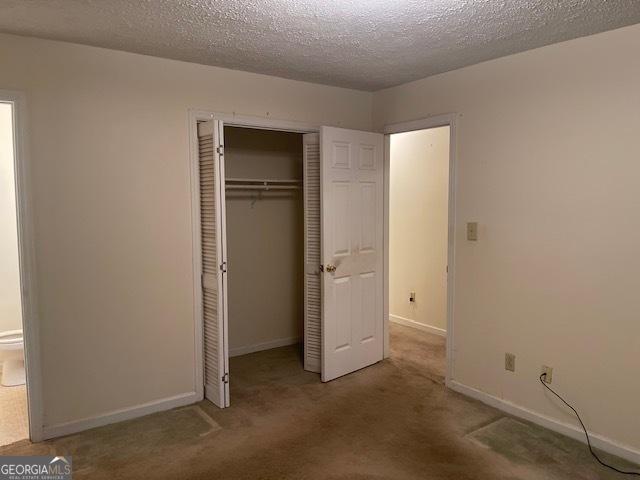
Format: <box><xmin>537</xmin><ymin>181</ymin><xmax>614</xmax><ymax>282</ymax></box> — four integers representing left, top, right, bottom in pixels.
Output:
<box><xmin>225</xmin><ymin>185</ymin><xmax>300</xmax><ymax>191</ymax></box>
<box><xmin>226</xmin><ymin>177</ymin><xmax>301</xmax><ymax>184</ymax></box>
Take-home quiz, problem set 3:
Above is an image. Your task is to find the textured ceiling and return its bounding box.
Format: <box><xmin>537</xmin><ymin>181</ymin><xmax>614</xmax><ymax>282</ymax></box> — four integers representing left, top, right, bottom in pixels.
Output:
<box><xmin>1</xmin><ymin>0</ymin><xmax>639</xmax><ymax>91</ymax></box>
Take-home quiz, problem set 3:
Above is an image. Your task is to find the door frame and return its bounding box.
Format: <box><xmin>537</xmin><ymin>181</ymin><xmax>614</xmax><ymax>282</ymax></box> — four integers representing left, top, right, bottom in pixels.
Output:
<box><xmin>382</xmin><ymin>113</ymin><xmax>458</xmax><ymax>387</ymax></box>
<box><xmin>188</xmin><ymin>110</ymin><xmax>319</xmax><ymax>402</ymax></box>
<box><xmin>0</xmin><ymin>90</ymin><xmax>44</xmax><ymax>442</ymax></box>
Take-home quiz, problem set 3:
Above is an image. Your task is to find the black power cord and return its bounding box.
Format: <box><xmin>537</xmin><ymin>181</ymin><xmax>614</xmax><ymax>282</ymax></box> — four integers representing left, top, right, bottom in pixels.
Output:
<box><xmin>539</xmin><ymin>373</ymin><xmax>640</xmax><ymax>476</ymax></box>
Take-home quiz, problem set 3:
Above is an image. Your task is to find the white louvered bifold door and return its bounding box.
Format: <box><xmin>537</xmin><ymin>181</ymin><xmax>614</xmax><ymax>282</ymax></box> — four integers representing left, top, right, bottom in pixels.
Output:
<box><xmin>197</xmin><ymin>120</ymin><xmax>229</xmax><ymax>407</ymax></box>
<box><xmin>303</xmin><ymin>133</ymin><xmax>321</xmax><ymax>373</ymax></box>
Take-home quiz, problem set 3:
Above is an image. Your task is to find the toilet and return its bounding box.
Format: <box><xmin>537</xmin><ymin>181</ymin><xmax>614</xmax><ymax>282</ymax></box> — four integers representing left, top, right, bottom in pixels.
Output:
<box><xmin>0</xmin><ymin>330</ymin><xmax>25</xmax><ymax>387</ymax></box>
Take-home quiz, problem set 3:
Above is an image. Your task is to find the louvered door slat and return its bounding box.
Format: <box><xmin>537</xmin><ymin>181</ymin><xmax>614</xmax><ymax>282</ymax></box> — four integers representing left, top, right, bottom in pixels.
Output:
<box><xmin>303</xmin><ymin>133</ymin><xmax>321</xmax><ymax>373</ymax></box>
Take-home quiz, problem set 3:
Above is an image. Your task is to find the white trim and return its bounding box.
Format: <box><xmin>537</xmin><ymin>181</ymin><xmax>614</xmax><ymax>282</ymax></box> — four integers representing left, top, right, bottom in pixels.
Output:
<box><xmin>383</xmin><ymin>115</ymin><xmax>455</xmax><ymax>135</ymax></box>
<box><xmin>449</xmin><ymin>380</ymin><xmax>640</xmax><ymax>466</ymax></box>
<box><xmin>382</xmin><ymin>135</ymin><xmax>390</xmax><ymax>359</ymax></box>
<box><xmin>389</xmin><ymin>314</ymin><xmax>446</xmax><ymax>337</ymax></box>
<box><xmin>0</xmin><ymin>90</ymin><xmax>44</xmax><ymax>442</ymax></box>
<box><xmin>42</xmin><ymin>392</ymin><xmax>199</xmax><ymax>440</ymax></box>
<box><xmin>382</xmin><ymin>113</ymin><xmax>458</xmax><ymax>387</ymax></box>
<box><xmin>229</xmin><ymin>336</ymin><xmax>302</xmax><ymax>358</ymax></box>
<box><xmin>205</xmin><ymin>111</ymin><xmax>318</xmax><ymax>134</ymax></box>
<box><xmin>188</xmin><ymin>110</ymin><xmax>205</xmax><ymax>403</ymax></box>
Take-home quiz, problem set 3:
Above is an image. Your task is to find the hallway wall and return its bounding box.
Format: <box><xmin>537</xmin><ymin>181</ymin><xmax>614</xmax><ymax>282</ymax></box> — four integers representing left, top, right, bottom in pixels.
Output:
<box><xmin>389</xmin><ymin>127</ymin><xmax>449</xmax><ymax>334</ymax></box>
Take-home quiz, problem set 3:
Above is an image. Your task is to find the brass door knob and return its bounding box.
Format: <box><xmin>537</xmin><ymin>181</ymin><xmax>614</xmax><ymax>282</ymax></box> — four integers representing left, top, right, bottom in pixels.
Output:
<box><xmin>325</xmin><ymin>264</ymin><xmax>337</xmax><ymax>273</ymax></box>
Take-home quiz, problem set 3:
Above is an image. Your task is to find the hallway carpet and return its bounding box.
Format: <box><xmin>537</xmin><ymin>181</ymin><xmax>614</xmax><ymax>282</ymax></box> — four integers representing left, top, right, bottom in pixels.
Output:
<box><xmin>1</xmin><ymin>323</ymin><xmax>636</xmax><ymax>479</ymax></box>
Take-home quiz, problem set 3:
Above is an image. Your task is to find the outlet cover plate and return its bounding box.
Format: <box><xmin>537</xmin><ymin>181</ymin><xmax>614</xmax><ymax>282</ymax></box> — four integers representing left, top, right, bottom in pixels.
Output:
<box><xmin>467</xmin><ymin>222</ymin><xmax>478</xmax><ymax>241</ymax></box>
<box><xmin>541</xmin><ymin>365</ymin><xmax>553</xmax><ymax>383</ymax></box>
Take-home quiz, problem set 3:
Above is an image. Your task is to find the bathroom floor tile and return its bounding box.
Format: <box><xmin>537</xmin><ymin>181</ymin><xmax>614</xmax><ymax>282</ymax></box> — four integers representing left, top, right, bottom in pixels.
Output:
<box><xmin>0</xmin><ymin>383</ymin><xmax>28</xmax><ymax>446</ymax></box>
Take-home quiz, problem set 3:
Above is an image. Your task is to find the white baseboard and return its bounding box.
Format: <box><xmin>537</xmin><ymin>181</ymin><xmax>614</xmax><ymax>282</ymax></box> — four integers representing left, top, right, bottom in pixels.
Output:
<box><xmin>449</xmin><ymin>380</ymin><xmax>640</xmax><ymax>466</ymax></box>
<box><xmin>42</xmin><ymin>391</ymin><xmax>199</xmax><ymax>440</ymax></box>
<box><xmin>390</xmin><ymin>314</ymin><xmax>446</xmax><ymax>337</ymax></box>
<box><xmin>229</xmin><ymin>336</ymin><xmax>301</xmax><ymax>357</ymax></box>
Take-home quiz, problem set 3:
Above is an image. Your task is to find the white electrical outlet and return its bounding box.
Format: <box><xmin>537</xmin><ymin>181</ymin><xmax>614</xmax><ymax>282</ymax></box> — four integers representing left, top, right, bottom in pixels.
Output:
<box><xmin>541</xmin><ymin>365</ymin><xmax>553</xmax><ymax>384</ymax></box>
<box><xmin>409</xmin><ymin>291</ymin><xmax>416</xmax><ymax>303</ymax></box>
<box><xmin>505</xmin><ymin>353</ymin><xmax>516</xmax><ymax>372</ymax></box>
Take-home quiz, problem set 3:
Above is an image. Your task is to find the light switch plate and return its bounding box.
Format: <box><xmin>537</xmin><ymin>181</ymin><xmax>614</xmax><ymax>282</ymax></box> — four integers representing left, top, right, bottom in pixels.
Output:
<box><xmin>467</xmin><ymin>222</ymin><xmax>478</xmax><ymax>241</ymax></box>
<box><xmin>505</xmin><ymin>353</ymin><xmax>516</xmax><ymax>372</ymax></box>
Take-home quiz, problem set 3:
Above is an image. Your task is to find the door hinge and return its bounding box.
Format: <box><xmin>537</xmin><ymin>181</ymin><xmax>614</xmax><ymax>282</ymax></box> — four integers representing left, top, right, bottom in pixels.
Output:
<box><xmin>216</xmin><ymin>146</ymin><xmax>224</xmax><ymax>156</ymax></box>
<box><xmin>220</xmin><ymin>262</ymin><xmax>227</xmax><ymax>273</ymax></box>
<box><xmin>222</xmin><ymin>372</ymin><xmax>229</xmax><ymax>384</ymax></box>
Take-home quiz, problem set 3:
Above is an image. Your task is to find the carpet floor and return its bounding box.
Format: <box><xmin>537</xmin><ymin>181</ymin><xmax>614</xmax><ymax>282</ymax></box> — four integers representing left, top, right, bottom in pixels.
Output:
<box><xmin>1</xmin><ymin>323</ymin><xmax>636</xmax><ymax>479</ymax></box>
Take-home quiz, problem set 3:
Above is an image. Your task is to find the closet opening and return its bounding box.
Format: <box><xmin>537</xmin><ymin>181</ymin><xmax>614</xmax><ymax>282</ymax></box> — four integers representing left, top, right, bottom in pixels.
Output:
<box><xmin>194</xmin><ymin>114</ymin><xmax>386</xmax><ymax>406</ymax></box>
<box><xmin>223</xmin><ymin>126</ymin><xmax>309</xmax><ymax>392</ymax></box>
<box><xmin>195</xmin><ymin>118</ymin><xmax>321</xmax><ymax>408</ymax></box>
<box><xmin>387</xmin><ymin>125</ymin><xmax>451</xmax><ymax>384</ymax></box>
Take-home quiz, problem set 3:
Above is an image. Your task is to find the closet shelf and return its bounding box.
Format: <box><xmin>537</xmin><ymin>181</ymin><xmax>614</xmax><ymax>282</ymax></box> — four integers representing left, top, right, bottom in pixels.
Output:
<box><xmin>225</xmin><ymin>178</ymin><xmax>301</xmax><ymax>191</ymax></box>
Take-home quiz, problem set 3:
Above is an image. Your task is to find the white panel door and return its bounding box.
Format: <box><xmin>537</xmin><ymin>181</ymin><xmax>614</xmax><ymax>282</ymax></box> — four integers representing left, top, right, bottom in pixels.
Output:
<box><xmin>321</xmin><ymin>126</ymin><xmax>384</xmax><ymax>382</ymax></box>
<box><xmin>197</xmin><ymin>120</ymin><xmax>229</xmax><ymax>407</ymax></box>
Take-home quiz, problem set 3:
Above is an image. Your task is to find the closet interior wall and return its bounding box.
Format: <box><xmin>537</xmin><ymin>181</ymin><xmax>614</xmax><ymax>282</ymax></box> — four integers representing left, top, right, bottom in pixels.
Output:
<box><xmin>224</xmin><ymin>127</ymin><xmax>304</xmax><ymax>357</ymax></box>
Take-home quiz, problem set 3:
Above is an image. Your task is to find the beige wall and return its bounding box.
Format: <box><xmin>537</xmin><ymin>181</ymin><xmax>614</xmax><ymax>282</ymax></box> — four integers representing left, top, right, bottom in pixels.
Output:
<box><xmin>224</xmin><ymin>127</ymin><xmax>303</xmax><ymax>354</ymax></box>
<box><xmin>0</xmin><ymin>102</ymin><xmax>22</xmax><ymax>334</ymax></box>
<box><xmin>0</xmin><ymin>33</ymin><xmax>371</xmax><ymax>428</ymax></box>
<box><xmin>374</xmin><ymin>24</ymin><xmax>640</xmax><ymax>453</ymax></box>
<box><xmin>389</xmin><ymin>127</ymin><xmax>449</xmax><ymax>332</ymax></box>
<box><xmin>4</xmin><ymin>22</ymin><xmax>638</xmax><ymax>453</ymax></box>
